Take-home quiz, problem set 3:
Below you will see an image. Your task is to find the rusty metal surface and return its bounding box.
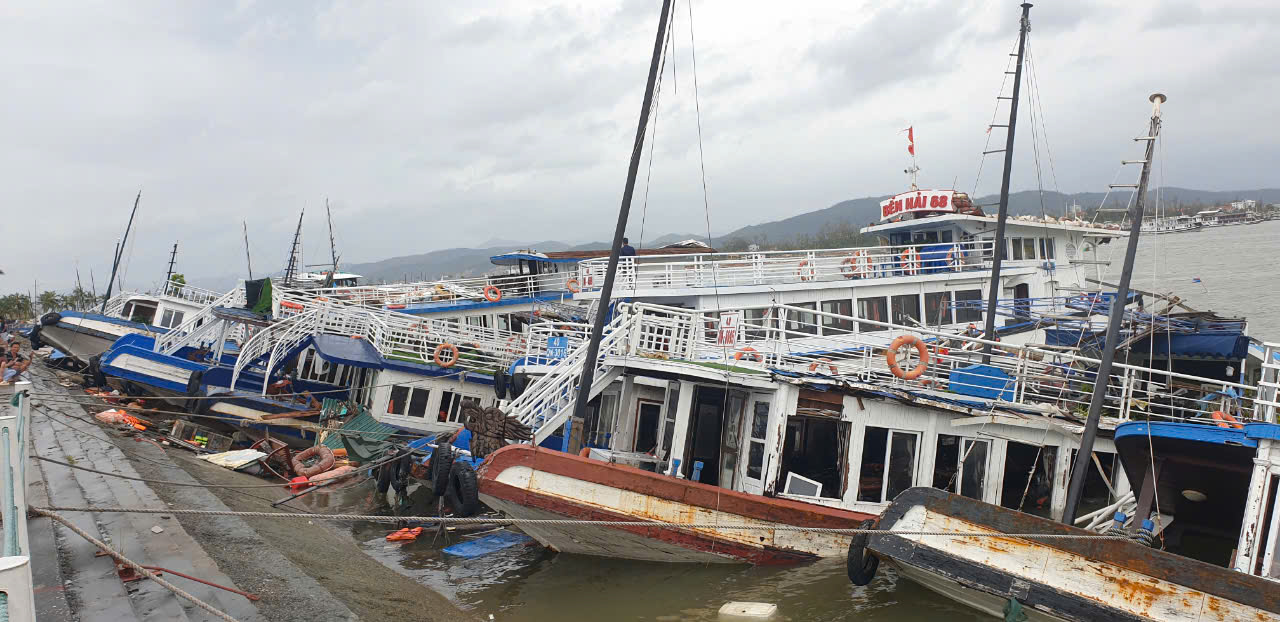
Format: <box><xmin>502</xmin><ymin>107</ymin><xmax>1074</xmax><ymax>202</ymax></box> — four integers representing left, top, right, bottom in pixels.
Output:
<box><xmin>870</xmin><ymin>487</ymin><xmax>1280</xmax><ymax>617</ymax></box>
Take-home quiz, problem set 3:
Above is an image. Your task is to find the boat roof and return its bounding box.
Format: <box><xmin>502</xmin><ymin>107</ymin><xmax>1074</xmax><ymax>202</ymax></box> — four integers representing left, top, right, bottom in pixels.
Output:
<box><xmin>293</xmin><ymin>271</ymin><xmax>362</xmax><ymax>281</ymax></box>
<box><xmin>491</xmin><ymin>242</ymin><xmax>717</xmax><ymax>266</ymax></box>
<box><xmin>861</xmin><ymin>213</ymin><xmax>1127</xmax><ymax>237</ymax></box>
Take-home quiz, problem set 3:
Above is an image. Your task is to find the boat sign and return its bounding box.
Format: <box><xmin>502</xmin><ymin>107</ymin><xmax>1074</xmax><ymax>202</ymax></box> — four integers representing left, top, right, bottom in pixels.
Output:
<box><xmin>716</xmin><ymin>311</ymin><xmax>741</xmax><ymax>347</ymax></box>
<box><xmin>880</xmin><ymin>190</ymin><xmax>956</xmax><ymax>221</ymax></box>
<box><xmin>547</xmin><ymin>336</ymin><xmax>569</xmax><ymax>359</ymax></box>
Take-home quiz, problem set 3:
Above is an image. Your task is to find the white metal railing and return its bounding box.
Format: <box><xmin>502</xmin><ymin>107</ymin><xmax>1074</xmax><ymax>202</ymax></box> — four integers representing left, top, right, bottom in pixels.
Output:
<box><xmin>102</xmin><ymin>292</ymin><xmax>131</xmax><ymax>318</ymax></box>
<box><xmin>297</xmin><ymin>270</ymin><xmax>577</xmax><ymax>309</ymax></box>
<box><xmin>603</xmin><ymin>301</ymin><xmax>1267</xmax><ymax>426</ymax></box>
<box><xmin>0</xmin><ymin>383</ymin><xmax>36</xmax><ymax>619</ymax></box>
<box><xmin>159</xmin><ymin>280</ymin><xmax>224</xmax><ymax>306</ymax></box>
<box><xmin>1255</xmin><ymin>342</ymin><xmax>1280</xmax><ymax>423</ymax></box>
<box><xmin>153</xmin><ymin>287</ymin><xmax>247</xmax><ymax>355</ymax></box>
<box><xmin>574</xmin><ymin>240</ymin><xmax>998</xmax><ymax>294</ymax></box>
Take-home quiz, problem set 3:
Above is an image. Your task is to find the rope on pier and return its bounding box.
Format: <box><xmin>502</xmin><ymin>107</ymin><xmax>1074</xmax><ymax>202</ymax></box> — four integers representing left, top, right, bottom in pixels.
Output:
<box><xmin>33</xmin><ymin>456</ymin><xmax>304</xmax><ymax>488</ymax></box>
<box><xmin>33</xmin><ymin>508</ymin><xmax>241</xmax><ymax>622</ymax></box>
<box><xmin>34</xmin><ymin>506</ymin><xmax>1128</xmax><ymax>540</ymax></box>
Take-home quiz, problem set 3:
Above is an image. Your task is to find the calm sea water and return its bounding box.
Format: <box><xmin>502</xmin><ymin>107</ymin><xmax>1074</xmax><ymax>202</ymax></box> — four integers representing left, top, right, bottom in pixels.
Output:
<box><xmin>309</xmin><ymin>222</ymin><xmax>1278</xmax><ymax>620</ymax></box>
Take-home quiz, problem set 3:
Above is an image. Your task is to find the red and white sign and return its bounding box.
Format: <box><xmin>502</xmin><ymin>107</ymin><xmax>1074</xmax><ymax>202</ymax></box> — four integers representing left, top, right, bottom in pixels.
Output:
<box><xmin>880</xmin><ymin>189</ymin><xmax>956</xmax><ymax>221</ymax></box>
<box><xmin>716</xmin><ymin>311</ymin><xmax>741</xmax><ymax>347</ymax></box>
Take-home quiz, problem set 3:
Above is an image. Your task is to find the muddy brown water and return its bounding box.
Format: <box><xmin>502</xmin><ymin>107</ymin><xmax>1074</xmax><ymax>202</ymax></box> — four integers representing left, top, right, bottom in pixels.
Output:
<box><xmin>296</xmin><ymin>481</ymin><xmax>982</xmax><ymax>621</ymax></box>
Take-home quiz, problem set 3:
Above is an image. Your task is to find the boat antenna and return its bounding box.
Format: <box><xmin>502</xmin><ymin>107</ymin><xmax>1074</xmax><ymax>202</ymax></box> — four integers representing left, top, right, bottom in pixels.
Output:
<box><xmin>570</xmin><ymin>0</ymin><xmax>673</xmax><ymax>424</ymax></box>
<box><xmin>100</xmin><ymin>190</ymin><xmax>142</xmax><ymax>312</ymax></box>
<box><xmin>243</xmin><ymin>221</ymin><xmax>254</xmax><ymax>280</ymax></box>
<box><xmin>325</xmin><ymin>198</ymin><xmax>339</xmax><ymax>288</ymax></box>
<box><xmin>1062</xmin><ymin>93</ymin><xmax>1167</xmax><ymax>525</ymax></box>
<box><xmin>980</xmin><ymin>3</ymin><xmax>1032</xmax><ymax>364</ymax></box>
<box><xmin>283</xmin><ymin>209</ymin><xmax>305</xmax><ymax>285</ymax></box>
<box><xmin>163</xmin><ymin>241</ymin><xmax>178</xmax><ymax>290</ymax></box>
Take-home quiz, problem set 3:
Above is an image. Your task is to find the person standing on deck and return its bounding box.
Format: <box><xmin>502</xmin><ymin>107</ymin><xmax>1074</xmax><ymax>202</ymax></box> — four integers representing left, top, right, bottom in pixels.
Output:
<box><xmin>620</xmin><ymin>238</ymin><xmax>637</xmax><ymax>257</ymax></box>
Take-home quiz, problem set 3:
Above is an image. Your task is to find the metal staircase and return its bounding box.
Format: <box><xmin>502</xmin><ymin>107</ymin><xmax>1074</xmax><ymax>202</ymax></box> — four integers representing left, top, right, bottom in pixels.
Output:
<box><xmin>507</xmin><ymin>310</ymin><xmax>638</xmax><ymax>445</ymax></box>
<box><xmin>229</xmin><ymin>308</ymin><xmax>323</xmax><ymax>391</ymax></box>
<box><xmin>1254</xmin><ymin>342</ymin><xmax>1280</xmax><ymax>423</ymax></box>
<box><xmin>152</xmin><ymin>287</ymin><xmax>247</xmax><ymax>356</ymax></box>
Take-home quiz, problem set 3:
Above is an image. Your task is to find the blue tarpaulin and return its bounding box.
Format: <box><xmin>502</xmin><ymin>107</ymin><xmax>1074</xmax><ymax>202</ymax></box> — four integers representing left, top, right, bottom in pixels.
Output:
<box><xmin>949</xmin><ymin>364</ymin><xmax>1016</xmax><ymax>402</ymax></box>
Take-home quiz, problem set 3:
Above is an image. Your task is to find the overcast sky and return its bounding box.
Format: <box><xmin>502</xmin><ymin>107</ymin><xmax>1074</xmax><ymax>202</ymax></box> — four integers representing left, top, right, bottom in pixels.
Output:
<box><xmin>3</xmin><ymin>0</ymin><xmax>1278</xmax><ymax>293</ymax></box>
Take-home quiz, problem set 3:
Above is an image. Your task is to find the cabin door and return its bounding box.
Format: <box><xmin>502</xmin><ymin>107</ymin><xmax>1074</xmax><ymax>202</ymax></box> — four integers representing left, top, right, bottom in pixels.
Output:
<box><xmin>717</xmin><ymin>390</ymin><xmax>749</xmax><ymax>491</ymax></box>
<box><xmin>737</xmin><ymin>395</ymin><xmax>772</xmax><ymax>495</ymax></box>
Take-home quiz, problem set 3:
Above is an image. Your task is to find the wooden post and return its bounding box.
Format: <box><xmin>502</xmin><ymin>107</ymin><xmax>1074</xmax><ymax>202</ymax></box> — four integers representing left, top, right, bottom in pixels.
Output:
<box><xmin>1130</xmin><ymin>458</ymin><xmax>1163</xmax><ymax>533</ymax></box>
<box><xmin>567</xmin><ymin>417</ymin><xmax>585</xmax><ymax>455</ymax></box>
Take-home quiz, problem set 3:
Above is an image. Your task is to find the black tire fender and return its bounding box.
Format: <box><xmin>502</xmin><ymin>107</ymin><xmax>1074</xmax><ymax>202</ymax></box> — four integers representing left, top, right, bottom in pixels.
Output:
<box><xmin>376</xmin><ymin>460</ymin><xmax>393</xmax><ymax>495</ymax></box>
<box><xmin>184</xmin><ymin>370</ymin><xmax>204</xmax><ymax>413</ymax></box>
<box><xmin>40</xmin><ymin>312</ymin><xmax>61</xmax><ymax>327</ymax></box>
<box><xmin>430</xmin><ymin>445</ymin><xmax>454</xmax><ymax>495</ymax></box>
<box><xmin>88</xmin><ymin>355</ymin><xmax>107</xmax><ymax>388</ymax></box>
<box><xmin>445</xmin><ymin>461</ymin><xmax>481</xmax><ymax>517</ymax></box>
<box><xmin>847</xmin><ymin>519</ymin><xmax>880</xmax><ymax>586</ymax></box>
<box><xmin>493</xmin><ymin>369</ymin><xmax>508</xmax><ymax>401</ymax></box>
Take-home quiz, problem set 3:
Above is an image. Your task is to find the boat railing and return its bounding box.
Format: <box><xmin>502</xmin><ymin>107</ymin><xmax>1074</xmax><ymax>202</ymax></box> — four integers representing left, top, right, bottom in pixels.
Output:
<box><xmin>614</xmin><ymin>301</ymin><xmax>1267</xmax><ymax>426</ymax></box>
<box><xmin>574</xmin><ymin>240</ymin><xmax>999</xmax><ymax>294</ymax></box>
<box><xmin>0</xmin><ymin>382</ymin><xmax>36</xmax><ymax>618</ymax></box>
<box><xmin>292</xmin><ymin>270</ymin><xmax>575</xmax><ymax>309</ymax></box>
<box><xmin>102</xmin><ymin>291</ymin><xmax>132</xmax><ymax>318</ymax></box>
<box><xmin>1256</xmin><ymin>342</ymin><xmax>1280</xmax><ymax>423</ymax></box>
<box><xmin>159</xmin><ymin>280</ymin><xmax>224</xmax><ymax>306</ymax></box>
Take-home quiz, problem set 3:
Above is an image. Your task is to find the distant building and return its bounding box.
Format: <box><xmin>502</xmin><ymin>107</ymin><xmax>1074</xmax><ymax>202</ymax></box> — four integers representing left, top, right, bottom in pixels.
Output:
<box><xmin>1230</xmin><ymin>199</ymin><xmax>1258</xmax><ymax>211</ymax></box>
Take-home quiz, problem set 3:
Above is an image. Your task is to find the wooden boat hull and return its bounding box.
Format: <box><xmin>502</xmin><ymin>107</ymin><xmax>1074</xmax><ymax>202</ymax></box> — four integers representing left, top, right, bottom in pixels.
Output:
<box><xmin>477</xmin><ymin>444</ymin><xmax>872</xmax><ymax>564</ymax></box>
<box><xmin>36</xmin><ymin>313</ymin><xmax>156</xmax><ymax>365</ymax></box>
<box><xmin>866</xmin><ymin>487</ymin><xmax>1280</xmax><ymax>622</ymax></box>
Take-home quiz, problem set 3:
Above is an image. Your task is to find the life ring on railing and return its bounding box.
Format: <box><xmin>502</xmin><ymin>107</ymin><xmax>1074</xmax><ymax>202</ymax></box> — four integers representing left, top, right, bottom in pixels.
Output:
<box><xmin>387</xmin><ymin>303</ymin><xmax>406</xmax><ymax>310</ymax></box>
<box><xmin>808</xmin><ymin>357</ymin><xmax>838</xmax><ymax>375</ymax></box>
<box><xmin>840</xmin><ymin>251</ymin><xmax>869</xmax><ymax>279</ymax></box>
<box><xmin>734</xmin><ymin>347</ymin><xmax>763</xmax><ymax>362</ymax></box>
<box><xmin>797</xmin><ymin>260</ymin><xmax>815</xmax><ymax>281</ymax></box>
<box><xmin>1212</xmin><ymin>410</ymin><xmax>1243</xmax><ymax>429</ymax></box>
<box><xmin>944</xmin><ymin>245</ymin><xmax>962</xmax><ymax>270</ymax></box>
<box><xmin>434</xmin><ymin>343</ymin><xmax>460</xmax><ymax>368</ymax></box>
<box><xmin>315</xmin><ymin>296</ymin><xmax>329</xmax><ymax>302</ymax></box>
<box><xmin>291</xmin><ymin>445</ymin><xmax>335</xmax><ymax>479</ymax></box>
<box><xmin>280</xmin><ymin>300</ymin><xmax>304</xmax><ymax>311</ymax></box>
<box><xmin>483</xmin><ymin>285</ymin><xmax>502</xmax><ymax>302</ymax></box>
<box><xmin>566</xmin><ymin>279</ymin><xmax>581</xmax><ymax>294</ymax></box>
<box><xmin>885</xmin><ymin>335</ymin><xmax>929</xmax><ymax>380</ymax></box>
<box><xmin>900</xmin><ymin>248</ymin><xmax>920</xmax><ymax>276</ymax></box>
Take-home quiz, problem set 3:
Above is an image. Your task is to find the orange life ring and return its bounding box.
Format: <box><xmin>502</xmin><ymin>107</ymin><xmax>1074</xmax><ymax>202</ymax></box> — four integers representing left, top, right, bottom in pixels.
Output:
<box><xmin>280</xmin><ymin>300</ymin><xmax>304</xmax><ymax>310</ymax></box>
<box><xmin>796</xmin><ymin>260</ymin><xmax>815</xmax><ymax>281</ymax></box>
<box><xmin>734</xmin><ymin>347</ymin><xmax>763</xmax><ymax>362</ymax></box>
<box><xmin>1212</xmin><ymin>410</ymin><xmax>1243</xmax><ymax>429</ymax></box>
<box><xmin>808</xmin><ymin>357</ymin><xmax>838</xmax><ymax>375</ymax></box>
<box><xmin>840</xmin><ymin>251</ymin><xmax>869</xmax><ymax>279</ymax></box>
<box><xmin>387</xmin><ymin>303</ymin><xmax>406</xmax><ymax>310</ymax></box>
<box><xmin>291</xmin><ymin>445</ymin><xmax>335</xmax><ymax>478</ymax></box>
<box><xmin>578</xmin><ymin>447</ymin><xmax>592</xmax><ymax>458</ymax></box>
<box><xmin>483</xmin><ymin>285</ymin><xmax>502</xmax><ymax>302</ymax></box>
<box><xmin>885</xmin><ymin>334</ymin><xmax>929</xmax><ymax>380</ymax></box>
<box><xmin>434</xmin><ymin>343</ymin><xmax>460</xmax><ymax>368</ymax></box>
<box><xmin>566</xmin><ymin>278</ymin><xmax>581</xmax><ymax>293</ymax></box>
<box><xmin>315</xmin><ymin>296</ymin><xmax>330</xmax><ymax>302</ymax></box>
<box><xmin>900</xmin><ymin>248</ymin><xmax>920</xmax><ymax>276</ymax></box>
<box><xmin>944</xmin><ymin>245</ymin><xmax>961</xmax><ymax>270</ymax></box>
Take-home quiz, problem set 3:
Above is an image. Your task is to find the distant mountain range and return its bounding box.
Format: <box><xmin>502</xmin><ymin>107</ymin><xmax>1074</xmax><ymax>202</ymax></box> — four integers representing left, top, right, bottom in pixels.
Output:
<box><xmin>208</xmin><ymin>187</ymin><xmax>1280</xmax><ymax>286</ymax></box>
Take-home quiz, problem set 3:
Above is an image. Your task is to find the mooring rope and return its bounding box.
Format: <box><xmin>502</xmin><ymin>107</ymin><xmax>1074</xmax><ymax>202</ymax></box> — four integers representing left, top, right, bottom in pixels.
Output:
<box><xmin>34</xmin><ymin>506</ymin><xmax>1127</xmax><ymax>540</ymax></box>
<box><xmin>33</xmin><ymin>508</ymin><xmax>241</xmax><ymax>622</ymax></box>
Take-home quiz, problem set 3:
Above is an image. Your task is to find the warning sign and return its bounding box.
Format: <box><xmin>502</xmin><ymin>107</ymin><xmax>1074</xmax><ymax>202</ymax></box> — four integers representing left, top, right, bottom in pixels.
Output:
<box><xmin>716</xmin><ymin>312</ymin><xmax>741</xmax><ymax>347</ymax></box>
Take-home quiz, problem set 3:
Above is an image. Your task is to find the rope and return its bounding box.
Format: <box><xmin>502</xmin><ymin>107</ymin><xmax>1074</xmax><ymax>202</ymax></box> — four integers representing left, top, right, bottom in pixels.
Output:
<box><xmin>33</xmin><ymin>508</ymin><xmax>240</xmax><ymax>622</ymax></box>
<box><xmin>33</xmin><ymin>506</ymin><xmax>1128</xmax><ymax>540</ymax></box>
<box><xmin>35</xmin><ymin>455</ymin><xmax>305</xmax><ymax>488</ymax></box>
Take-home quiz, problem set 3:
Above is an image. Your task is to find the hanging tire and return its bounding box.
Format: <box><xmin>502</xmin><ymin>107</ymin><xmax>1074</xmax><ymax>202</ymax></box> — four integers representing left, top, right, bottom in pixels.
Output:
<box><xmin>430</xmin><ymin>445</ymin><xmax>454</xmax><ymax>495</ymax></box>
<box><xmin>446</xmin><ymin>462</ymin><xmax>481</xmax><ymax>517</ymax></box>
<box><xmin>510</xmin><ymin>372</ymin><xmax>528</xmax><ymax>398</ymax></box>
<box><xmin>392</xmin><ymin>451</ymin><xmax>412</xmax><ymax>495</ymax></box>
<box><xmin>847</xmin><ymin>519</ymin><xmax>880</xmax><ymax>586</ymax></box>
<box><xmin>493</xmin><ymin>369</ymin><xmax>508</xmax><ymax>401</ymax></box>
<box><xmin>184</xmin><ymin>370</ymin><xmax>204</xmax><ymax>413</ymax></box>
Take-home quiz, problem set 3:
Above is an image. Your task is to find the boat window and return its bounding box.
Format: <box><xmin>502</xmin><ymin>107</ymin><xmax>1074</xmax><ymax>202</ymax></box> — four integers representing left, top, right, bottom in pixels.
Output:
<box><xmin>746</xmin><ymin>401</ymin><xmax>769</xmax><ymax>481</ymax></box>
<box><xmin>857</xmin><ymin>297</ymin><xmax>888</xmax><ymax>333</ymax></box>
<box><xmin>438</xmin><ymin>392</ymin><xmax>480</xmax><ymax>423</ymax></box>
<box><xmin>634</xmin><ymin>401</ymin><xmax>663</xmax><ymax>453</ymax></box>
<box><xmin>940</xmin><ymin>230</ymin><xmax>953</xmax><ymax>243</ymax></box>
<box><xmin>889</xmin><ymin>232</ymin><xmax>911</xmax><ymax>246</ymax></box>
<box><xmin>1010</xmin><ymin>238</ymin><xmax>1025</xmax><ymax>261</ymax></box>
<box><xmin>1001</xmin><ymin>442</ymin><xmax>1057</xmax><ymax>518</ymax></box>
<box><xmin>858</xmin><ymin>427</ymin><xmax>920</xmax><ymax>503</ymax></box>
<box><xmin>744</xmin><ymin>308</ymin><xmax>773</xmax><ymax>340</ymax></box>
<box><xmin>979</xmin><ymin>236</ymin><xmax>995</xmax><ymax>260</ymax></box>
<box><xmin>932</xmin><ymin>435</ymin><xmax>988</xmax><ymax>500</ymax></box>
<box><xmin>911</xmin><ymin>231</ymin><xmax>940</xmax><ymax>244</ymax></box>
<box><xmin>465</xmin><ymin>315</ymin><xmax>488</xmax><ymax>328</ymax></box>
<box><xmin>924</xmin><ymin>292</ymin><xmax>953</xmax><ymax>326</ymax></box>
<box><xmin>820</xmin><ymin>299</ymin><xmax>853</xmax><ymax>335</ymax></box>
<box><xmin>387</xmin><ymin>385</ymin><xmax>410</xmax><ymax>416</ymax></box>
<box><xmin>891</xmin><ymin>294</ymin><xmax>921</xmax><ymax>326</ymax></box>
<box><xmin>1022</xmin><ymin>238</ymin><xmax>1036</xmax><ymax>260</ymax></box>
<box><xmin>325</xmin><ymin>362</ymin><xmax>340</xmax><ymax>384</ymax></box>
<box><xmin>658</xmin><ymin>382</ymin><xmax>680</xmax><ymax>460</ymax></box>
<box><xmin>406</xmin><ymin>387</ymin><xmax>430</xmax><ymax>418</ymax></box>
<box><xmin>786</xmin><ymin>302</ymin><xmax>817</xmax><ymax>336</ymax></box>
<box><xmin>781</xmin><ymin>415</ymin><xmax>848</xmax><ymax>500</ymax></box>
<box><xmin>339</xmin><ymin>366</ymin><xmax>352</xmax><ymax>387</ymax></box>
<box><xmin>588</xmin><ymin>393</ymin><xmax>619</xmax><ymax>447</ymax></box>
<box><xmin>301</xmin><ymin>351</ymin><xmax>316</xmax><ymax>379</ymax></box>
<box><xmin>955</xmin><ymin>290</ymin><xmax>984</xmax><ymax>324</ymax></box>
<box><xmin>1071</xmin><ymin>450</ymin><xmax>1119</xmax><ymax>518</ymax></box>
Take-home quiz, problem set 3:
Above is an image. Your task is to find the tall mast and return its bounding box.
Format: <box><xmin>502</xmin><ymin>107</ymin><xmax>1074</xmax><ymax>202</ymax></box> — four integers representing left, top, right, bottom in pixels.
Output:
<box><xmin>326</xmin><ymin>198</ymin><xmax>338</xmax><ymax>272</ymax></box>
<box><xmin>1062</xmin><ymin>93</ymin><xmax>1167</xmax><ymax>524</ymax></box>
<box><xmin>283</xmin><ymin>209</ymin><xmax>305</xmax><ymax>285</ymax></box>
<box><xmin>164</xmin><ymin>241</ymin><xmax>178</xmax><ymax>289</ymax></box>
<box><xmin>243</xmin><ymin>221</ymin><xmax>254</xmax><ymax>280</ymax></box>
<box><xmin>571</xmin><ymin>0</ymin><xmax>673</xmax><ymax>423</ymax></box>
<box><xmin>101</xmin><ymin>190</ymin><xmax>142</xmax><ymax>312</ymax></box>
<box><xmin>980</xmin><ymin>3</ymin><xmax>1032</xmax><ymax>364</ymax></box>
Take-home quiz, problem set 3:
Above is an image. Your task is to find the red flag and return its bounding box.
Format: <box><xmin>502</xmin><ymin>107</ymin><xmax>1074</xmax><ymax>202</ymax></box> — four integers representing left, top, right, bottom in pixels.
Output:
<box><xmin>904</xmin><ymin>126</ymin><xmax>915</xmax><ymax>155</ymax></box>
